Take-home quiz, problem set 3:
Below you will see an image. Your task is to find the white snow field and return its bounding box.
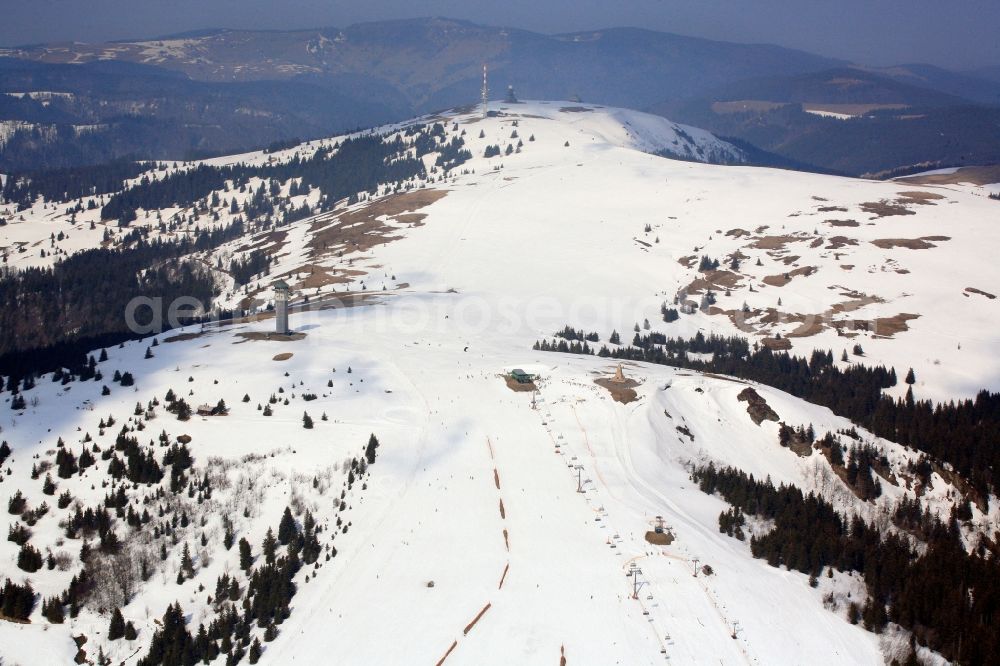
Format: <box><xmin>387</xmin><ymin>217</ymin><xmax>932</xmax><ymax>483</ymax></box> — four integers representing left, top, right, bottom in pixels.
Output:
<box><xmin>0</xmin><ymin>302</ymin><xmax>896</xmax><ymax>665</ymax></box>
<box><xmin>1</xmin><ymin>101</ymin><xmax>995</xmax><ymax>665</ymax></box>
<box><xmin>6</xmin><ymin>101</ymin><xmax>996</xmax><ymax>400</ymax></box>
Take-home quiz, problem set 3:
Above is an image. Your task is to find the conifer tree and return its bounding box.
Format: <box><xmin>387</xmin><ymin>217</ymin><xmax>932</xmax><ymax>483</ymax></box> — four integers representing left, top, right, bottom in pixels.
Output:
<box><xmin>365</xmin><ymin>434</ymin><xmax>380</xmax><ymax>465</ymax></box>
<box><xmin>181</xmin><ymin>542</ymin><xmax>195</xmax><ymax>578</ymax></box>
<box><xmin>248</xmin><ymin>638</ymin><xmax>262</xmax><ymax>664</ymax></box>
<box><xmin>108</xmin><ymin>607</ymin><xmax>126</xmax><ymax>640</ymax></box>
<box><xmin>278</xmin><ymin>507</ymin><xmax>296</xmax><ymax>546</ymax></box>
<box><xmin>124</xmin><ymin>620</ymin><xmax>138</xmax><ymax>640</ymax></box>
<box><xmin>239</xmin><ymin>538</ymin><xmax>253</xmax><ymax>570</ymax></box>
<box><xmin>263</xmin><ymin>528</ymin><xmax>277</xmax><ymax>565</ymax></box>
<box><xmin>42</xmin><ymin>596</ymin><xmax>65</xmax><ymax>623</ymax></box>
<box><xmin>17</xmin><ymin>543</ymin><xmax>43</xmax><ymax>572</ymax></box>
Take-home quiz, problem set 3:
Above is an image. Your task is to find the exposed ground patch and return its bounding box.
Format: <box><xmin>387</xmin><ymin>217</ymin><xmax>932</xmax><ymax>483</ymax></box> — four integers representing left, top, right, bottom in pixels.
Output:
<box><xmin>644</xmin><ymin>530</ymin><xmax>675</xmax><ymax>546</ymax></box>
<box><xmin>761</xmin><ymin>337</ymin><xmax>792</xmax><ymax>350</ymax></box>
<box><xmin>860</xmin><ymin>200</ymin><xmax>916</xmax><ymax>218</ymax></box>
<box><xmin>164</xmin><ymin>332</ymin><xmax>206</xmax><ymax>343</ymax></box>
<box><xmin>737</xmin><ymin>387</ymin><xmax>779</xmax><ymax>425</ymax></box>
<box><xmin>290</xmin><ymin>263</ymin><xmax>360</xmax><ymax>290</ymax></box>
<box><xmin>685</xmin><ymin>269</ymin><xmax>742</xmax><ymax>294</ymax></box>
<box><xmin>826</xmin><ymin>236</ymin><xmax>857</xmax><ymax>250</ymax></box>
<box><xmin>750</xmin><ymin>234</ymin><xmax>809</xmax><ymax>251</ymax></box>
<box><xmin>308</xmin><ymin>189</ymin><xmax>448</xmax><ymax>259</ymax></box>
<box><xmin>504</xmin><ymin>376</ymin><xmax>537</xmax><ymax>393</ymax></box>
<box><xmin>236</xmin><ymin>229</ymin><xmax>289</xmax><ymax>256</ymax></box>
<box><xmin>897</xmin><ymin>191</ymin><xmax>945</xmax><ymax>204</ymax></box>
<box><xmin>830</xmin><ymin>313</ymin><xmax>919</xmax><ymax>338</ymax></box>
<box><xmin>965</xmin><ymin>287</ymin><xmax>996</xmax><ymax>300</ymax></box>
<box><xmin>858</xmin><ymin>192</ymin><xmax>941</xmax><ymax>219</ymax></box>
<box><xmin>594</xmin><ymin>377</ymin><xmax>639</xmax><ymax>404</ymax></box>
<box><xmin>235</xmin><ymin>331</ymin><xmax>307</xmax><ymax>342</ymax></box>
<box><xmin>762</xmin><ymin>266</ymin><xmax>816</xmax><ymax>287</ymax></box>
<box><xmin>871</xmin><ymin>236</ymin><xmax>950</xmax><ymax>250</ymax></box>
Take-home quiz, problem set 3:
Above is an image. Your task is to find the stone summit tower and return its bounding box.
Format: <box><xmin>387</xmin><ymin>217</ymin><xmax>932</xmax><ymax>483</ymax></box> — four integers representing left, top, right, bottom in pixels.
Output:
<box><xmin>274</xmin><ymin>280</ymin><xmax>290</xmax><ymax>334</ymax></box>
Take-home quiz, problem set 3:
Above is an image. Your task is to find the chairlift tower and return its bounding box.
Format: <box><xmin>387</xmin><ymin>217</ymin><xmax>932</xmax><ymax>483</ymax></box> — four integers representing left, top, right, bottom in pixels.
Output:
<box><xmin>574</xmin><ymin>465</ymin><xmax>589</xmax><ymax>493</ymax></box>
<box><xmin>628</xmin><ymin>564</ymin><xmax>647</xmax><ymax>599</ymax></box>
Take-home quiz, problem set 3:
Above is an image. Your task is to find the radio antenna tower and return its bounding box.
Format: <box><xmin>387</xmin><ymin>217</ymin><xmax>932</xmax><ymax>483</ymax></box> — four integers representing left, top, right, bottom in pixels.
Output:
<box><xmin>481</xmin><ymin>64</ymin><xmax>489</xmax><ymax>118</ymax></box>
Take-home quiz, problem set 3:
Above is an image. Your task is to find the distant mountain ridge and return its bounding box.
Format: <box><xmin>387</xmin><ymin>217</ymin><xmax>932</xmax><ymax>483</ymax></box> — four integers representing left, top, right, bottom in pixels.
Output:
<box><xmin>0</xmin><ymin>18</ymin><xmax>843</xmax><ymax>109</ymax></box>
<box><xmin>653</xmin><ymin>66</ymin><xmax>1000</xmax><ymax>175</ymax></box>
<box><xmin>0</xmin><ymin>17</ymin><xmax>998</xmax><ymax>174</ymax></box>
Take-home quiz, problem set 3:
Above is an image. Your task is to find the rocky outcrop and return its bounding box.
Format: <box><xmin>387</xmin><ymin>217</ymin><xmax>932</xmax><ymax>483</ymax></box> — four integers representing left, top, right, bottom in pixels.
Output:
<box><xmin>737</xmin><ymin>387</ymin><xmax>779</xmax><ymax>425</ymax></box>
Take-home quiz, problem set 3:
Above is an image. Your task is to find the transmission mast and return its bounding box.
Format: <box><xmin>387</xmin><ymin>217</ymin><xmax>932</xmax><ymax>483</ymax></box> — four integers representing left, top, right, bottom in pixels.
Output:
<box><xmin>481</xmin><ymin>64</ymin><xmax>489</xmax><ymax>118</ymax></box>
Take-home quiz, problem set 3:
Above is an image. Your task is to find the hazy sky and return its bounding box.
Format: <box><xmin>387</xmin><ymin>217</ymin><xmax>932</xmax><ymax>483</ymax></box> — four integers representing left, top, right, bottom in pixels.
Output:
<box><xmin>3</xmin><ymin>0</ymin><xmax>999</xmax><ymax>70</ymax></box>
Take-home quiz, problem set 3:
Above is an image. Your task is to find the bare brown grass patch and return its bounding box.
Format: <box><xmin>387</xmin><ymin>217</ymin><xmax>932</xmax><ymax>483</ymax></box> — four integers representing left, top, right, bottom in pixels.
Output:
<box><xmin>594</xmin><ymin>377</ymin><xmax>639</xmax><ymax>404</ymax></box>
<box><xmin>504</xmin><ymin>376</ymin><xmax>537</xmax><ymax>393</ymax></box>
<box><xmin>235</xmin><ymin>331</ymin><xmax>306</xmax><ymax>342</ymax></box>
<box><xmin>751</xmin><ymin>235</ymin><xmax>807</xmax><ymax>251</ymax></box>
<box><xmin>308</xmin><ymin>189</ymin><xmax>448</xmax><ymax>258</ymax></box>
<box><xmin>762</xmin><ymin>265</ymin><xmax>816</xmax><ymax>287</ymax></box>
<box><xmin>861</xmin><ymin>200</ymin><xmax>915</xmax><ymax>218</ymax></box>
<box><xmin>965</xmin><ymin>287</ymin><xmax>996</xmax><ymax>300</ymax></box>
<box><xmin>761</xmin><ymin>337</ymin><xmax>792</xmax><ymax>351</ymax></box>
<box><xmin>871</xmin><ymin>236</ymin><xmax>950</xmax><ymax>250</ymax></box>
<box><xmin>826</xmin><ymin>236</ymin><xmax>858</xmax><ymax>250</ymax></box>
<box><xmin>164</xmin><ymin>332</ymin><xmax>206</xmax><ymax>343</ymax></box>
<box><xmin>686</xmin><ymin>269</ymin><xmax>742</xmax><ymax>294</ymax></box>
<box><xmin>644</xmin><ymin>530</ymin><xmax>675</xmax><ymax>545</ymax></box>
<box><xmin>897</xmin><ymin>190</ymin><xmax>944</xmax><ymax>204</ymax></box>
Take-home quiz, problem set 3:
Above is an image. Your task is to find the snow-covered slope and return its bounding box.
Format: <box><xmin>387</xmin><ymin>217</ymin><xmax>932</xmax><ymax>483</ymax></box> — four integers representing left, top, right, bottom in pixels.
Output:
<box><xmin>6</xmin><ymin>100</ymin><xmax>996</xmax><ymax>399</ymax></box>
<box><xmin>1</xmin><ymin>101</ymin><xmax>995</xmax><ymax>665</ymax></box>
<box><xmin>228</xmin><ymin>100</ymin><xmax>997</xmax><ymax>402</ymax></box>
<box><xmin>0</xmin><ymin>292</ymin><xmax>977</xmax><ymax>664</ymax></box>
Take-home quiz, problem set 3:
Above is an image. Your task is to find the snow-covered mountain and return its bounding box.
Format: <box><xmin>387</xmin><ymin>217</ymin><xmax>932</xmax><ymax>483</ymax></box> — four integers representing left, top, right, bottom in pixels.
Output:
<box><xmin>0</xmin><ymin>101</ymin><xmax>997</xmax><ymax>665</ymax></box>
